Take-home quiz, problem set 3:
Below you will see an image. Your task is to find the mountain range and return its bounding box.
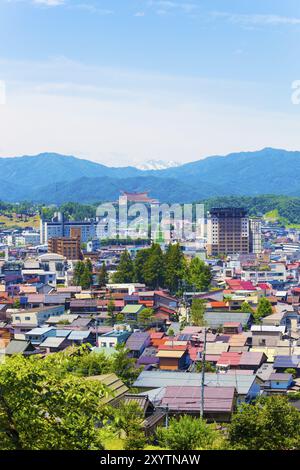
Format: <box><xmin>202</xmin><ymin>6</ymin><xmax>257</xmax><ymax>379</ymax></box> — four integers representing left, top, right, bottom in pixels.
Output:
<box><xmin>1</xmin><ymin>148</ymin><xmax>300</xmax><ymax>203</ymax></box>
<box><xmin>134</xmin><ymin>160</ymin><xmax>181</xmax><ymax>171</ymax></box>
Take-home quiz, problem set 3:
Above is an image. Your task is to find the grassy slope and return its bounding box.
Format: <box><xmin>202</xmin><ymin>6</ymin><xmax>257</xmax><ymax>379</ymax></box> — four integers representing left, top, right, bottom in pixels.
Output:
<box><xmin>0</xmin><ymin>214</ymin><xmax>40</xmax><ymax>229</ymax></box>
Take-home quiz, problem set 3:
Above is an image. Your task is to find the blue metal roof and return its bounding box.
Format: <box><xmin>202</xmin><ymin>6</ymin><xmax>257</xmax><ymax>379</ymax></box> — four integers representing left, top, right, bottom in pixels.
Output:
<box><xmin>274</xmin><ymin>355</ymin><xmax>300</xmax><ymax>369</ymax></box>
<box><xmin>68</xmin><ymin>331</ymin><xmax>91</xmax><ymax>340</ymax></box>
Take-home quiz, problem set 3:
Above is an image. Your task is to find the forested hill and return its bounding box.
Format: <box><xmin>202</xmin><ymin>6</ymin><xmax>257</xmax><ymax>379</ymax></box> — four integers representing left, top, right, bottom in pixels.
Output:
<box><xmin>2</xmin><ymin>195</ymin><xmax>300</xmax><ymax>226</ymax></box>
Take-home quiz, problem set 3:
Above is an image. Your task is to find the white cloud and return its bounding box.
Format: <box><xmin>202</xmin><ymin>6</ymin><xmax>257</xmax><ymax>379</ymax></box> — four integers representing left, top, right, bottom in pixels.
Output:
<box><xmin>33</xmin><ymin>0</ymin><xmax>65</xmax><ymax>5</ymax></box>
<box><xmin>213</xmin><ymin>12</ymin><xmax>300</xmax><ymax>27</ymax></box>
<box><xmin>0</xmin><ymin>57</ymin><xmax>300</xmax><ymax>165</ymax></box>
<box><xmin>148</xmin><ymin>1</ymin><xmax>198</xmax><ymax>14</ymax></box>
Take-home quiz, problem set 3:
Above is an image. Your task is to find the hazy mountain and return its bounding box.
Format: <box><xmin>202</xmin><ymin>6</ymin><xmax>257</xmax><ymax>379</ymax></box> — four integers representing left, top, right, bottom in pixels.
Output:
<box><xmin>0</xmin><ymin>152</ymin><xmax>141</xmax><ymax>188</ymax></box>
<box><xmin>29</xmin><ymin>176</ymin><xmax>225</xmax><ymax>204</ymax></box>
<box><xmin>151</xmin><ymin>148</ymin><xmax>300</xmax><ymax>195</ymax></box>
<box><xmin>1</xmin><ymin>148</ymin><xmax>300</xmax><ymax>203</ymax></box>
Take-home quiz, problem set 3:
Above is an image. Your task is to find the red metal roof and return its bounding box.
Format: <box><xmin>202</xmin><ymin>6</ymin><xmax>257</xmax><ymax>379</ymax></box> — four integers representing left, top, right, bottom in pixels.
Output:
<box><xmin>217</xmin><ymin>352</ymin><xmax>241</xmax><ymax>366</ymax></box>
<box><xmin>161</xmin><ymin>386</ymin><xmax>235</xmax><ymax>412</ymax></box>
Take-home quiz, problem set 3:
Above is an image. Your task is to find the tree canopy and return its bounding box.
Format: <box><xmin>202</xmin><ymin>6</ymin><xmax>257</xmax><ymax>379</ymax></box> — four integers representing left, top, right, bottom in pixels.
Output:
<box><xmin>228</xmin><ymin>395</ymin><xmax>300</xmax><ymax>450</ymax></box>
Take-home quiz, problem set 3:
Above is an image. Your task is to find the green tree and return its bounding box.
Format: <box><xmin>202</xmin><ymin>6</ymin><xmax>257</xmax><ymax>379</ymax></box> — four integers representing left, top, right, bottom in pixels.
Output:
<box><xmin>185</xmin><ymin>257</ymin><xmax>212</xmax><ymax>292</ymax></box>
<box><xmin>98</xmin><ymin>262</ymin><xmax>108</xmax><ymax>287</ymax></box>
<box><xmin>73</xmin><ymin>259</ymin><xmax>93</xmax><ymax>289</ymax></box>
<box><xmin>143</xmin><ymin>244</ymin><xmax>165</xmax><ymax>289</ymax></box>
<box><xmin>167</xmin><ymin>327</ymin><xmax>175</xmax><ymax>337</ymax></box>
<box><xmin>138</xmin><ymin>308</ymin><xmax>155</xmax><ymax>329</ymax></box>
<box><xmin>164</xmin><ymin>243</ymin><xmax>186</xmax><ymax>294</ymax></box>
<box><xmin>229</xmin><ymin>395</ymin><xmax>300</xmax><ymax>450</ymax></box>
<box><xmin>195</xmin><ymin>361</ymin><xmax>216</xmax><ymax>373</ymax></box>
<box><xmin>240</xmin><ymin>301</ymin><xmax>254</xmax><ymax>314</ymax></box>
<box><xmin>106</xmin><ymin>299</ymin><xmax>115</xmax><ymax>327</ymax></box>
<box><xmin>73</xmin><ymin>260</ymin><xmax>85</xmax><ymax>286</ymax></box>
<box><xmin>112</xmin><ymin>344</ymin><xmax>141</xmax><ymax>387</ymax></box>
<box><xmin>156</xmin><ymin>415</ymin><xmax>223</xmax><ymax>450</ymax></box>
<box><xmin>254</xmin><ymin>297</ymin><xmax>273</xmax><ymax>323</ymax></box>
<box><xmin>80</xmin><ymin>268</ymin><xmax>93</xmax><ymax>289</ymax></box>
<box><xmin>190</xmin><ymin>298</ymin><xmax>206</xmax><ymax>326</ymax></box>
<box><xmin>134</xmin><ymin>248</ymin><xmax>151</xmax><ymax>283</ymax></box>
<box><xmin>113</xmin><ymin>401</ymin><xmax>146</xmax><ymax>450</ymax></box>
<box><xmin>112</xmin><ymin>251</ymin><xmax>135</xmax><ymax>283</ymax></box>
<box><xmin>0</xmin><ymin>354</ymin><xmax>109</xmax><ymax>450</ymax></box>
<box><xmin>12</xmin><ymin>298</ymin><xmax>21</xmax><ymax>309</ymax></box>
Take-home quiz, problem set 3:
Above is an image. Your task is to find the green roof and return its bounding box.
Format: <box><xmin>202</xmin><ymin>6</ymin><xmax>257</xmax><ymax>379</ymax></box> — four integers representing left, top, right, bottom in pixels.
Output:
<box><xmin>87</xmin><ymin>373</ymin><xmax>128</xmax><ymax>403</ymax></box>
<box><xmin>5</xmin><ymin>340</ymin><xmax>35</xmax><ymax>355</ymax></box>
<box><xmin>121</xmin><ymin>304</ymin><xmax>144</xmax><ymax>314</ymax></box>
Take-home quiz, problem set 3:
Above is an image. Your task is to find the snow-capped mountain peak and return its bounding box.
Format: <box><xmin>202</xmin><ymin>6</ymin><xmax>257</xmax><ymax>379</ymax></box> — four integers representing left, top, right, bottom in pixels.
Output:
<box><xmin>135</xmin><ymin>159</ymin><xmax>181</xmax><ymax>171</ymax></box>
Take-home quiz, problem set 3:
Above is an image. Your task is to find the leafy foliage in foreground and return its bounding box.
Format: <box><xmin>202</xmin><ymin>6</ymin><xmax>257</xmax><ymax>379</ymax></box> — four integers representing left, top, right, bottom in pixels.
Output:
<box><xmin>0</xmin><ymin>353</ymin><xmax>108</xmax><ymax>450</ymax></box>
<box><xmin>0</xmin><ymin>344</ymin><xmax>141</xmax><ymax>450</ymax></box>
<box><xmin>228</xmin><ymin>395</ymin><xmax>300</xmax><ymax>450</ymax></box>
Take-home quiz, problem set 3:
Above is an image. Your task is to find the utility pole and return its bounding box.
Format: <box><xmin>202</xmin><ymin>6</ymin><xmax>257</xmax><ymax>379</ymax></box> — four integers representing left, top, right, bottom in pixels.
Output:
<box><xmin>200</xmin><ymin>326</ymin><xmax>207</xmax><ymax>419</ymax></box>
<box><xmin>289</xmin><ymin>325</ymin><xmax>293</xmax><ymax>356</ymax></box>
<box><xmin>95</xmin><ymin>317</ymin><xmax>99</xmax><ymax>348</ymax></box>
<box><xmin>165</xmin><ymin>404</ymin><xmax>169</xmax><ymax>428</ymax></box>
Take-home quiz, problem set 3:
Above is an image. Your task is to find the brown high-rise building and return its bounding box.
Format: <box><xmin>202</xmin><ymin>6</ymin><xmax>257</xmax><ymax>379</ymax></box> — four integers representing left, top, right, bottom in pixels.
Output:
<box><xmin>207</xmin><ymin>208</ymin><xmax>250</xmax><ymax>257</ymax></box>
<box><xmin>70</xmin><ymin>227</ymin><xmax>82</xmax><ymax>241</ymax></box>
<box><xmin>48</xmin><ymin>237</ymin><xmax>82</xmax><ymax>260</ymax></box>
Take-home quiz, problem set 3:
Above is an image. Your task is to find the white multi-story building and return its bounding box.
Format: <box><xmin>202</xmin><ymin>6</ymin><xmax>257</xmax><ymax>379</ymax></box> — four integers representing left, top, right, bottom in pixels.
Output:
<box><xmin>40</xmin><ymin>212</ymin><xmax>96</xmax><ymax>244</ymax></box>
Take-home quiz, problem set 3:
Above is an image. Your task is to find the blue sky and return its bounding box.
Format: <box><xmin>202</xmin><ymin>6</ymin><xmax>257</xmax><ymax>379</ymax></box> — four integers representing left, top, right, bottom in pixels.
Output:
<box><xmin>0</xmin><ymin>0</ymin><xmax>300</xmax><ymax>165</ymax></box>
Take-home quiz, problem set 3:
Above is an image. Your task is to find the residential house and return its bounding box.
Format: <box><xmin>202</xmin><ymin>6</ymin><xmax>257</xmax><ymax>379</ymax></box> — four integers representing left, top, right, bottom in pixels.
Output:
<box><xmin>263</xmin><ymin>373</ymin><xmax>294</xmax><ymax>395</ymax></box>
<box><xmin>25</xmin><ymin>326</ymin><xmax>56</xmax><ymax>345</ymax></box>
<box><xmin>156</xmin><ymin>347</ymin><xmax>191</xmax><ymax>371</ymax></box>
<box><xmin>5</xmin><ymin>339</ymin><xmax>36</xmax><ymax>356</ymax></box>
<box><xmin>121</xmin><ymin>304</ymin><xmax>144</xmax><ymax>322</ymax></box>
<box><xmin>86</xmin><ymin>373</ymin><xmax>128</xmax><ymax>405</ymax></box>
<box><xmin>251</xmin><ymin>325</ymin><xmax>286</xmax><ymax>347</ymax></box>
<box><xmin>133</xmin><ymin>371</ymin><xmax>260</xmax><ymax>404</ymax></box>
<box><xmin>125</xmin><ymin>332</ymin><xmax>151</xmax><ymax>358</ymax></box>
<box><xmin>158</xmin><ymin>385</ymin><xmax>236</xmax><ymax>423</ymax></box>
<box><xmin>204</xmin><ymin>311</ymin><xmax>253</xmax><ymax>329</ymax></box>
<box><xmin>98</xmin><ymin>329</ymin><xmax>131</xmax><ymax>349</ymax></box>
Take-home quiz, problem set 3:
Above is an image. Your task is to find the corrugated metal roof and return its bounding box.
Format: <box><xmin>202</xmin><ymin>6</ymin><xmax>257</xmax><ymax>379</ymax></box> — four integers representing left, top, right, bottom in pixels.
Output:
<box><xmin>269</xmin><ymin>373</ymin><xmax>292</xmax><ymax>381</ymax></box>
<box><xmin>206</xmin><ymin>342</ymin><xmax>229</xmax><ymax>355</ymax></box>
<box><xmin>5</xmin><ymin>340</ymin><xmax>34</xmax><ymax>355</ymax></box>
<box><xmin>134</xmin><ymin>371</ymin><xmax>257</xmax><ymax>395</ymax></box>
<box><xmin>274</xmin><ymin>355</ymin><xmax>300</xmax><ymax>369</ymax></box>
<box><xmin>86</xmin><ymin>373</ymin><xmax>128</xmax><ymax>403</ymax></box>
<box><xmin>126</xmin><ymin>332</ymin><xmax>150</xmax><ymax>351</ymax></box>
<box><xmin>156</xmin><ymin>350</ymin><xmax>185</xmax><ymax>358</ymax></box>
<box><xmin>68</xmin><ymin>330</ymin><xmax>91</xmax><ymax>340</ymax></box>
<box><xmin>217</xmin><ymin>352</ymin><xmax>241</xmax><ymax>367</ymax></box>
<box><xmin>121</xmin><ymin>305</ymin><xmax>144</xmax><ymax>314</ymax></box>
<box><xmin>161</xmin><ymin>385</ymin><xmax>235</xmax><ymax>412</ymax></box>
<box><xmin>239</xmin><ymin>351</ymin><xmax>265</xmax><ymax>366</ymax></box>
<box><xmin>26</xmin><ymin>327</ymin><xmax>54</xmax><ymax>336</ymax></box>
<box><xmin>204</xmin><ymin>312</ymin><xmax>251</xmax><ymax>327</ymax></box>
<box><xmin>229</xmin><ymin>334</ymin><xmax>248</xmax><ymax>347</ymax></box>
<box><xmin>39</xmin><ymin>337</ymin><xmax>66</xmax><ymax>348</ymax></box>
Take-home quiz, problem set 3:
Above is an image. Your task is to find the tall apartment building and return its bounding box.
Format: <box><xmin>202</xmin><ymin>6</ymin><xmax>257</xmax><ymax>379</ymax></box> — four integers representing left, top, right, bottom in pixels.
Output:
<box><xmin>48</xmin><ymin>237</ymin><xmax>82</xmax><ymax>260</ymax></box>
<box><xmin>40</xmin><ymin>212</ymin><xmax>96</xmax><ymax>244</ymax></box>
<box><xmin>249</xmin><ymin>217</ymin><xmax>262</xmax><ymax>254</ymax></box>
<box><xmin>207</xmin><ymin>208</ymin><xmax>261</xmax><ymax>256</ymax></box>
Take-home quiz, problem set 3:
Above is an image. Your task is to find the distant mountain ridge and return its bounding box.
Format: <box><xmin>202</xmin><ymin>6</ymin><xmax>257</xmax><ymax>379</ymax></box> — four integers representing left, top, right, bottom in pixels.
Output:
<box><xmin>134</xmin><ymin>159</ymin><xmax>181</xmax><ymax>171</ymax></box>
<box><xmin>1</xmin><ymin>148</ymin><xmax>300</xmax><ymax>203</ymax></box>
